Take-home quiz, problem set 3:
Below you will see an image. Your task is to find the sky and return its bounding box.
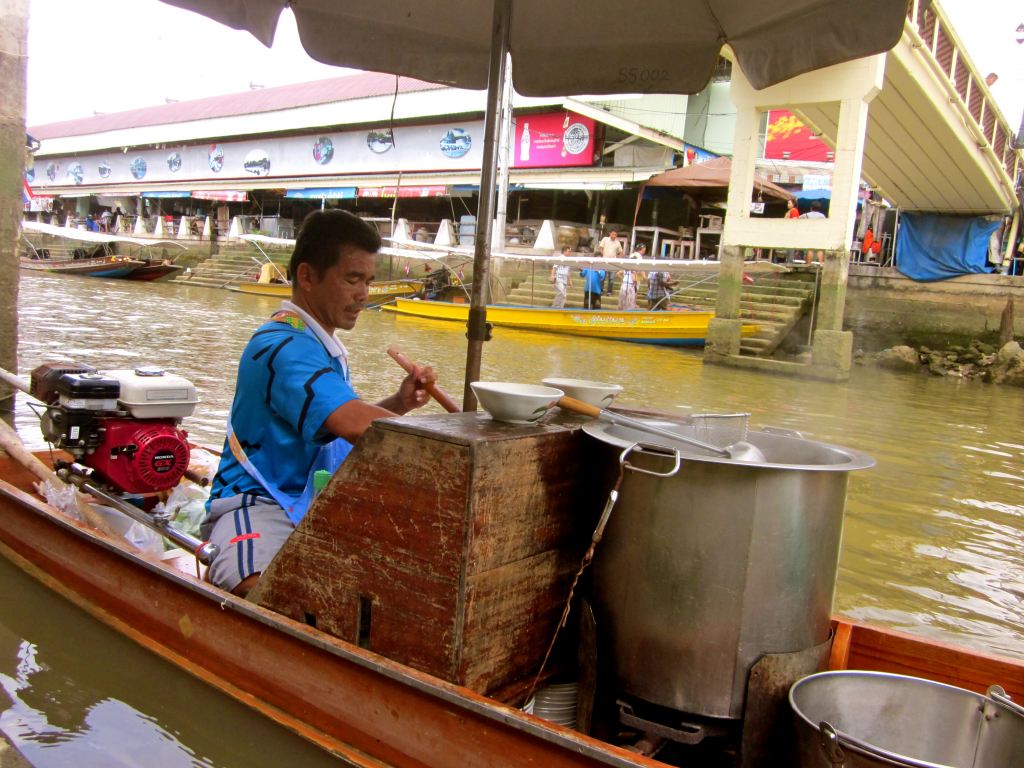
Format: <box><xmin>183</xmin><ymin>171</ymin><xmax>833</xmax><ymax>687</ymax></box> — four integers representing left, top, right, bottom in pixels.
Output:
<box><xmin>24</xmin><ymin>0</ymin><xmax>1024</xmax><ymax>131</ymax></box>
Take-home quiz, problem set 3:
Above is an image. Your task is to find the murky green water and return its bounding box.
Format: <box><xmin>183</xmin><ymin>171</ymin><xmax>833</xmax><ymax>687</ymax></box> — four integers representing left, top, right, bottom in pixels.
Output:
<box><xmin>6</xmin><ymin>271</ymin><xmax>1024</xmax><ymax>765</ymax></box>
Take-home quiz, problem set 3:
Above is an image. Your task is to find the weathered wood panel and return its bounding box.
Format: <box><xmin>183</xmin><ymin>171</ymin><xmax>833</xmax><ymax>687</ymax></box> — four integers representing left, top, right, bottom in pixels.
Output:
<box><xmin>467</xmin><ymin>429</ymin><xmax>597</xmax><ymax>575</ymax></box>
<box><xmin>460</xmin><ymin>548</ymin><xmax>580</xmax><ymax>693</ymax></box>
<box><xmin>299</xmin><ymin>426</ymin><xmax>470</xmax><ymax>580</ymax></box>
<box><xmin>254</xmin><ymin>531</ymin><xmax>461</xmax><ymax>681</ymax></box>
<box><xmin>254</xmin><ymin>412</ymin><xmax>597</xmax><ymax>694</ymax></box>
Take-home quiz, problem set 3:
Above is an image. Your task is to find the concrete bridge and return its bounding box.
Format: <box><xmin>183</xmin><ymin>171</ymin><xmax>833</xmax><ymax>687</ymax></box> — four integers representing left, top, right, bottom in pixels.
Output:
<box><xmin>707</xmin><ymin>0</ymin><xmax>1023</xmax><ymax>382</ymax></box>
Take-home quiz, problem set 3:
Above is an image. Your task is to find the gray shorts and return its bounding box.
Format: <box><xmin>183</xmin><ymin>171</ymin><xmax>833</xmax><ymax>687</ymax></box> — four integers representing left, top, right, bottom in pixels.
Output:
<box><xmin>202</xmin><ymin>492</ymin><xmax>294</xmax><ymax>592</ymax></box>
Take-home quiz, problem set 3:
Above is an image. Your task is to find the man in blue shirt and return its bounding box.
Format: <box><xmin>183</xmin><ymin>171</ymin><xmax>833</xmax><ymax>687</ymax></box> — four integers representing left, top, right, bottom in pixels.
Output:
<box><xmin>203</xmin><ymin>210</ymin><xmax>437</xmax><ymax>597</ymax></box>
<box><xmin>579</xmin><ymin>266</ymin><xmax>606</xmax><ymax>309</ymax></box>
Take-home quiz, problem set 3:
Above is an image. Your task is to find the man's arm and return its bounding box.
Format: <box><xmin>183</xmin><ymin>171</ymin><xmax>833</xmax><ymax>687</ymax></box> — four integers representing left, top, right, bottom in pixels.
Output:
<box><xmin>321</xmin><ymin>365</ymin><xmax>437</xmax><ymax>443</ymax></box>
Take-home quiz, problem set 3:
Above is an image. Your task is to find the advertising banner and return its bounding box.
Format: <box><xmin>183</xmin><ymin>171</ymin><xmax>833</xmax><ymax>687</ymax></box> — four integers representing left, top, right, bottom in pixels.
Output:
<box><xmin>285</xmin><ymin>187</ymin><xmax>357</xmax><ymax>199</ymax></box>
<box><xmin>764</xmin><ymin>110</ymin><xmax>831</xmax><ymax>162</ymax></box>
<box><xmin>513</xmin><ymin>111</ymin><xmax>596</xmax><ymax>168</ymax></box>
<box><xmin>192</xmin><ymin>190</ymin><xmax>247</xmax><ymax>201</ymax></box>
<box><xmin>682</xmin><ymin>144</ymin><xmax>718</xmax><ymax>166</ymax></box>
<box><xmin>31</xmin><ymin>111</ymin><xmax>596</xmax><ymax>193</ymax></box>
<box><xmin>357</xmin><ymin>186</ymin><xmax>447</xmax><ymax>198</ymax></box>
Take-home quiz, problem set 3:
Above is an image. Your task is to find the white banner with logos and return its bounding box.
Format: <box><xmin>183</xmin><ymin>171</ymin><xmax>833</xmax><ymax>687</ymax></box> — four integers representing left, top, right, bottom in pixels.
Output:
<box><xmin>29</xmin><ymin>111</ymin><xmax>595</xmax><ymax>192</ymax></box>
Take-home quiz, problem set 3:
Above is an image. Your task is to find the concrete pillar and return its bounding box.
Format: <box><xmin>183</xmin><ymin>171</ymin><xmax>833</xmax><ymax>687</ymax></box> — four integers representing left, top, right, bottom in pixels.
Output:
<box><xmin>0</xmin><ymin>0</ymin><xmax>29</xmax><ymax>427</ymax></box>
<box><xmin>814</xmin><ymin>250</ymin><xmax>850</xmax><ymax>332</ymax></box>
<box><xmin>808</xmin><ymin>249</ymin><xmax>854</xmax><ymax>381</ymax></box>
<box><xmin>704</xmin><ymin>246</ymin><xmax>746</xmax><ymax>361</ymax></box>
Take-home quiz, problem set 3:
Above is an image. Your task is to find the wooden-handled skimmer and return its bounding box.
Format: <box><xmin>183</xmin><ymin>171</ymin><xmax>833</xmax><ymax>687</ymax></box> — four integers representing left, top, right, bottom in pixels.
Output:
<box><xmin>555</xmin><ymin>396</ymin><xmax>766</xmax><ymax>462</ymax></box>
<box><xmin>387</xmin><ymin>348</ymin><xmax>462</xmax><ymax>413</ymax></box>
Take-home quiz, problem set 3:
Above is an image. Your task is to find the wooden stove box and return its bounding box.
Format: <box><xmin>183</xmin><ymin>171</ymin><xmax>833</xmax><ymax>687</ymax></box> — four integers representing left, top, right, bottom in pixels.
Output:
<box><xmin>251</xmin><ymin>411</ymin><xmax>599</xmax><ymax>695</ymax></box>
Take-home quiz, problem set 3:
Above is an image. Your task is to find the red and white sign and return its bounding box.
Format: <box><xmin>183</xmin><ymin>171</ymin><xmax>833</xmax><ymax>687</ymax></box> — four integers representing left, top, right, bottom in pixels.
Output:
<box><xmin>192</xmin><ymin>190</ymin><xmax>247</xmax><ymax>201</ymax></box>
<box><xmin>764</xmin><ymin>110</ymin><xmax>831</xmax><ymax>162</ymax></box>
<box><xmin>357</xmin><ymin>186</ymin><xmax>446</xmax><ymax>198</ymax></box>
<box><xmin>513</xmin><ymin>111</ymin><xmax>596</xmax><ymax>168</ymax></box>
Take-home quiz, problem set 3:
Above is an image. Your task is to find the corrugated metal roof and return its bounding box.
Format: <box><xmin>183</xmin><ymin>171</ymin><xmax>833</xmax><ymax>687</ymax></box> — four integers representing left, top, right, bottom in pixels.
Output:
<box><xmin>29</xmin><ymin>72</ymin><xmax>446</xmax><ymax>141</ymax></box>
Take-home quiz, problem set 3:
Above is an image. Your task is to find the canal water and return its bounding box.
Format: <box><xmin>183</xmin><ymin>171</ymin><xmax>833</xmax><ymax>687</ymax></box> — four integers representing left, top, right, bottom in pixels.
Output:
<box><xmin>5</xmin><ymin>271</ymin><xmax>1024</xmax><ymax>766</ymax></box>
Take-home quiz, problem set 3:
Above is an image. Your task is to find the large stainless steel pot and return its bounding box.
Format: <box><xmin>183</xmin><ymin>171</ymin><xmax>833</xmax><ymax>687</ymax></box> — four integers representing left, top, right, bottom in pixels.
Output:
<box><xmin>790</xmin><ymin>671</ymin><xmax>1024</xmax><ymax>767</ymax></box>
<box><xmin>584</xmin><ymin>420</ymin><xmax>874</xmax><ymax>719</ymax></box>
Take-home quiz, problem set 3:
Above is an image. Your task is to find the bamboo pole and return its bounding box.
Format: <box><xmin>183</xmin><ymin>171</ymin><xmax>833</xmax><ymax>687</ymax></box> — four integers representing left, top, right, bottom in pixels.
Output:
<box><xmin>0</xmin><ymin>0</ymin><xmax>30</xmax><ymax>428</ymax></box>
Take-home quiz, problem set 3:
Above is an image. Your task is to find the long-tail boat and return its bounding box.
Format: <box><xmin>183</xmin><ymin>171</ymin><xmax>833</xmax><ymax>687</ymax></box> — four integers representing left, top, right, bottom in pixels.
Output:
<box><xmin>1</xmin><ymin>407</ymin><xmax>1022</xmax><ymax>768</ymax></box>
<box><xmin>20</xmin><ymin>221</ymin><xmax>186</xmax><ymax>281</ymax></box>
<box><xmin>383</xmin><ymin>298</ymin><xmax>756</xmax><ymax>346</ymax></box>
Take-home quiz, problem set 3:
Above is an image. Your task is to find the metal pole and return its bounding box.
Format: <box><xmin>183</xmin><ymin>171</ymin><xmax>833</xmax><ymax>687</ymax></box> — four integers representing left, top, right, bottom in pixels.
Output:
<box><xmin>462</xmin><ymin>0</ymin><xmax>511</xmax><ymax>411</ymax></box>
<box><xmin>0</xmin><ymin>0</ymin><xmax>29</xmax><ymax>429</ymax></box>
<box><xmin>493</xmin><ymin>54</ymin><xmax>514</xmax><ymax>253</ymax></box>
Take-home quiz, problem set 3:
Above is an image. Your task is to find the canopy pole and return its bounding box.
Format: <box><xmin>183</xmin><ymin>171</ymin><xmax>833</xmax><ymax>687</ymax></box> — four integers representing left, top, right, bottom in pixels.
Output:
<box><xmin>462</xmin><ymin>0</ymin><xmax>512</xmax><ymax>411</ymax></box>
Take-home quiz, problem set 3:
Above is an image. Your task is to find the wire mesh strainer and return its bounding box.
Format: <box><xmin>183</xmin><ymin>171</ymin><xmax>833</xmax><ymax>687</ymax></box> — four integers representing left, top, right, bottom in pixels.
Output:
<box><xmin>690</xmin><ymin>413</ymin><xmax>750</xmax><ymax>452</ymax></box>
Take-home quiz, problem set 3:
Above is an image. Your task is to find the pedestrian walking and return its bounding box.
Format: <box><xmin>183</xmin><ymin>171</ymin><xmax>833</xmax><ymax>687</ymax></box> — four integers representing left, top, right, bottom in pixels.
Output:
<box><xmin>549</xmin><ymin>246</ymin><xmax>574</xmax><ymax>309</ymax></box>
<box><xmin>617</xmin><ymin>244</ymin><xmax>644</xmax><ymax>310</ymax></box>
<box><xmin>597</xmin><ymin>230</ymin><xmax>623</xmax><ymax>294</ymax></box>
<box><xmin>579</xmin><ymin>264</ymin><xmax>606</xmax><ymax>310</ymax></box>
<box><xmin>799</xmin><ymin>200</ymin><xmax>827</xmax><ymax>264</ymax></box>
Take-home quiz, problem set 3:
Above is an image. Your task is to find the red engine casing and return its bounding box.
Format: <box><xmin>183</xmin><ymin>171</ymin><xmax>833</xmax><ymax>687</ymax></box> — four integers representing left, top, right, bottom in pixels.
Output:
<box><xmin>86</xmin><ymin>418</ymin><xmax>190</xmax><ymax>494</ymax></box>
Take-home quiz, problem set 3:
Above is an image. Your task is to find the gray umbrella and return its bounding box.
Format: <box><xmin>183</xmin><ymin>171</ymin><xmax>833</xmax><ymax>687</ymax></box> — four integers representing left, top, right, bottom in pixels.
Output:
<box><xmin>162</xmin><ymin>0</ymin><xmax>912</xmax><ymax>406</ymax></box>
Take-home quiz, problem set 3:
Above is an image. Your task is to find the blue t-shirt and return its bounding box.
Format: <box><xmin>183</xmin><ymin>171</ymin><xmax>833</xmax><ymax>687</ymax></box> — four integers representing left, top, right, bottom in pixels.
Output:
<box><xmin>580</xmin><ymin>268</ymin><xmax>606</xmax><ymax>294</ymax></box>
<box><xmin>208</xmin><ymin>311</ymin><xmax>359</xmax><ymax>505</ymax></box>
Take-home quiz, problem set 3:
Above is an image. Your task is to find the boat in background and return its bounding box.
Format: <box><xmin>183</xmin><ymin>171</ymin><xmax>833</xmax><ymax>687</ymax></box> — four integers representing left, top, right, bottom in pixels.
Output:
<box><xmin>20</xmin><ymin>221</ymin><xmax>187</xmax><ymax>282</ymax></box>
<box><xmin>383</xmin><ymin>298</ymin><xmax>759</xmax><ymax>346</ymax></box>
<box><xmin>229</xmin><ymin>278</ymin><xmax>425</xmax><ymax>301</ymax></box>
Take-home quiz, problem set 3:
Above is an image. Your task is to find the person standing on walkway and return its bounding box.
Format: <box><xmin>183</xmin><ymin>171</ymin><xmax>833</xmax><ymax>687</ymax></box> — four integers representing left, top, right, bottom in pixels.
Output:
<box><xmin>799</xmin><ymin>200</ymin><xmax>827</xmax><ymax>264</ymax></box>
<box><xmin>597</xmin><ymin>230</ymin><xmax>623</xmax><ymax>294</ymax></box>
<box><xmin>645</xmin><ymin>269</ymin><xmax>678</xmax><ymax>310</ymax></box>
<box><xmin>579</xmin><ymin>263</ymin><xmax>606</xmax><ymax>310</ymax></box>
<box><xmin>617</xmin><ymin>244</ymin><xmax>644</xmax><ymax>310</ymax></box>
<box><xmin>549</xmin><ymin>246</ymin><xmax>574</xmax><ymax>309</ymax></box>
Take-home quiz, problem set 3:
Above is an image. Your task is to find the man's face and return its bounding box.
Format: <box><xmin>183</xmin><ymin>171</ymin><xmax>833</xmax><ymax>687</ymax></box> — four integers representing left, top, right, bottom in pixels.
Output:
<box><xmin>300</xmin><ymin>247</ymin><xmax>376</xmax><ymax>332</ymax></box>
<box><xmin>610</xmin><ymin>232</ymin><xmax>618</xmax><ymax>241</ymax></box>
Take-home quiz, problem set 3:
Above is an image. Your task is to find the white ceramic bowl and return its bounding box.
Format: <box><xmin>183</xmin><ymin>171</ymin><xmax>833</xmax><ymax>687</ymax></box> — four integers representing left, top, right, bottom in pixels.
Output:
<box><xmin>471</xmin><ymin>382</ymin><xmax>564</xmax><ymax>424</ymax></box>
<box><xmin>541</xmin><ymin>378</ymin><xmax>623</xmax><ymax>409</ymax></box>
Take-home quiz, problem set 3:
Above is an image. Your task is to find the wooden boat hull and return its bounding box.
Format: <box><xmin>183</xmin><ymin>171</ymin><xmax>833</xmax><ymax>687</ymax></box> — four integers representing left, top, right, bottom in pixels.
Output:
<box><xmin>384</xmin><ymin>299</ymin><xmax>758</xmax><ymax>346</ymax></box>
<box><xmin>1</xmin><ymin>453</ymin><xmax>1022</xmax><ymax>768</ymax></box>
<box><xmin>232</xmin><ymin>280</ymin><xmax>424</xmax><ymax>299</ymax></box>
<box><xmin>124</xmin><ymin>262</ymin><xmax>185</xmax><ymax>282</ymax></box>
<box><xmin>21</xmin><ymin>257</ymin><xmax>145</xmax><ymax>279</ymax></box>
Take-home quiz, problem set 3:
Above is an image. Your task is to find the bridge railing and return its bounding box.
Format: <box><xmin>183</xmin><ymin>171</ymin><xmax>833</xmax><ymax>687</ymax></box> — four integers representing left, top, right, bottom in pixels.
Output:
<box><xmin>907</xmin><ymin>0</ymin><xmax>1022</xmax><ymax>187</ymax></box>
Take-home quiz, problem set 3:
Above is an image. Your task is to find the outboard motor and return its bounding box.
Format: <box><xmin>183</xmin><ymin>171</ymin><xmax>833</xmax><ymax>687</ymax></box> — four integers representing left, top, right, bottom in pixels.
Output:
<box><xmin>31</xmin><ymin>363</ymin><xmax>198</xmax><ymax>494</ymax></box>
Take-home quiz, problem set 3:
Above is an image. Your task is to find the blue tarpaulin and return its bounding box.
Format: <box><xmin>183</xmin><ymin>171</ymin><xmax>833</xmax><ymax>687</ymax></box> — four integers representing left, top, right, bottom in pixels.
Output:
<box><xmin>896</xmin><ymin>212</ymin><xmax>998</xmax><ymax>282</ymax></box>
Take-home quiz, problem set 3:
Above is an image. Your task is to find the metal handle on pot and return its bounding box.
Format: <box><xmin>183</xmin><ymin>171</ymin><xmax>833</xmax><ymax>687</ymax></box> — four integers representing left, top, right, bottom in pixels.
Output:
<box><xmin>987</xmin><ymin>685</ymin><xmax>1024</xmax><ymax>718</ymax></box>
<box><xmin>620</xmin><ymin>442</ymin><xmax>681</xmax><ymax>478</ymax></box>
<box><xmin>818</xmin><ymin>721</ymin><xmax>929</xmax><ymax>768</ymax></box>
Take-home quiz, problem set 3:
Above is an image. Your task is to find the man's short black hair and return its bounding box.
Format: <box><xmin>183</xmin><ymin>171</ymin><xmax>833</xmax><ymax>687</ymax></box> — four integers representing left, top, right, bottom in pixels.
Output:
<box><xmin>289</xmin><ymin>209</ymin><xmax>381</xmax><ymax>279</ymax></box>
<box><xmin>810</xmin><ymin>200</ymin><xmax>822</xmax><ymax>212</ymax></box>
<box><xmin>561</xmin><ymin>246</ymin><xmax>572</xmax><ymax>254</ymax></box>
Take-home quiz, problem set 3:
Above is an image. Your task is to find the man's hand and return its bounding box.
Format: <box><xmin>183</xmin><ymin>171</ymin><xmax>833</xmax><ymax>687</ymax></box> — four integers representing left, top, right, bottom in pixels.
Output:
<box><xmin>377</xmin><ymin>365</ymin><xmax>437</xmax><ymax>415</ymax></box>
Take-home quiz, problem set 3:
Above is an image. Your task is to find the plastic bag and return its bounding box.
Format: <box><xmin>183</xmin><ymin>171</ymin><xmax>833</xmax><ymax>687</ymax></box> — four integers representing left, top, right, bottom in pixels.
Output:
<box><xmin>89</xmin><ymin>504</ymin><xmax>165</xmax><ymax>557</ymax></box>
<box><xmin>187</xmin><ymin>447</ymin><xmax>220</xmax><ymax>484</ymax></box>
<box><xmin>152</xmin><ymin>473</ymin><xmax>211</xmax><ymax>541</ymax></box>
<box><xmin>37</xmin><ymin>479</ymin><xmax>85</xmax><ymax>523</ymax></box>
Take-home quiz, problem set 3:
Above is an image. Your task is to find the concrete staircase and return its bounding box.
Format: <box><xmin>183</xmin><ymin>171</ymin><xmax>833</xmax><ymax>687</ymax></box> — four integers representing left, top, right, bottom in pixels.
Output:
<box><xmin>671</xmin><ymin>278</ymin><xmax>817</xmax><ymax>356</ymax></box>
<box><xmin>170</xmin><ymin>242</ymin><xmax>291</xmax><ymax>290</ymax></box>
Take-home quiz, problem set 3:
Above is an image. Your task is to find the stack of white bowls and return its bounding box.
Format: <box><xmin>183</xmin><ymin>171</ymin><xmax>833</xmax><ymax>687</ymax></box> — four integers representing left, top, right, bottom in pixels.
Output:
<box><xmin>532</xmin><ymin>683</ymin><xmax>578</xmax><ymax>729</ymax></box>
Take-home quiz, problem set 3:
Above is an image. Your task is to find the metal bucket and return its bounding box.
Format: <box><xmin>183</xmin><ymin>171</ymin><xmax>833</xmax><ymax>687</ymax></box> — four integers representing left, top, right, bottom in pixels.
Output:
<box><xmin>790</xmin><ymin>671</ymin><xmax>1024</xmax><ymax>767</ymax></box>
<box><xmin>584</xmin><ymin>421</ymin><xmax>875</xmax><ymax>719</ymax></box>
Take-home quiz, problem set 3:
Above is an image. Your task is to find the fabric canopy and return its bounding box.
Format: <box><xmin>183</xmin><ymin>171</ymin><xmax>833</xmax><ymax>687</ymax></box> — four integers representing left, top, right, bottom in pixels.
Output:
<box><xmin>643</xmin><ymin>157</ymin><xmax>796</xmax><ymax>201</ymax></box>
<box><xmin>896</xmin><ymin>213</ymin><xmax>999</xmax><ymax>282</ymax></box>
<box><xmin>161</xmin><ymin>0</ymin><xmax>911</xmax><ymax>95</ymax></box>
